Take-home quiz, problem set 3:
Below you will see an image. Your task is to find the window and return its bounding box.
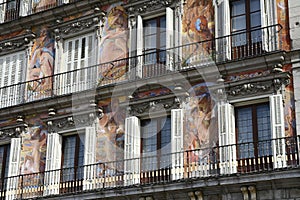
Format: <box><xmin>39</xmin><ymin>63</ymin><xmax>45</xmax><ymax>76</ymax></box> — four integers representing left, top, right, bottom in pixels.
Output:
<box><xmin>0</xmin><ymin>144</ymin><xmax>10</xmax><ymax>189</ymax></box>
<box><xmin>143</xmin><ymin>15</ymin><xmax>166</xmax><ymax>77</ymax></box>
<box><xmin>230</xmin><ymin>0</ymin><xmax>262</xmax><ymax>58</ymax></box>
<box><xmin>61</xmin><ymin>134</ymin><xmax>85</xmax><ymax>183</ymax></box>
<box><xmin>236</xmin><ymin>103</ymin><xmax>272</xmax><ymax>171</ymax></box>
<box><xmin>59</xmin><ymin>33</ymin><xmax>96</xmax><ymax>94</ymax></box>
<box><xmin>0</xmin><ymin>51</ymin><xmax>26</xmax><ymax>108</ymax></box>
<box><xmin>3</xmin><ymin>0</ymin><xmax>19</xmax><ymax>22</ymax></box>
<box><xmin>141</xmin><ymin>117</ymin><xmax>171</xmax><ymax>182</ymax></box>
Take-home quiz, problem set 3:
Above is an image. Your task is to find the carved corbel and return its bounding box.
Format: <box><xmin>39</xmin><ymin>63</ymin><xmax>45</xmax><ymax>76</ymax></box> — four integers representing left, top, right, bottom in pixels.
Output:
<box><xmin>241</xmin><ymin>186</ymin><xmax>249</xmax><ymax>200</ymax></box>
<box><xmin>248</xmin><ymin>186</ymin><xmax>257</xmax><ymax>200</ymax></box>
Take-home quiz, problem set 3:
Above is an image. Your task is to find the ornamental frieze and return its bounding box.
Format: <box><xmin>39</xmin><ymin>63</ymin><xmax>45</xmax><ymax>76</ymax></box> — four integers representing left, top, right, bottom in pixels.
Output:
<box><xmin>126</xmin><ymin>0</ymin><xmax>176</xmax><ymax>16</ymax></box>
<box><xmin>0</xmin><ymin>31</ymin><xmax>35</xmax><ymax>55</ymax></box>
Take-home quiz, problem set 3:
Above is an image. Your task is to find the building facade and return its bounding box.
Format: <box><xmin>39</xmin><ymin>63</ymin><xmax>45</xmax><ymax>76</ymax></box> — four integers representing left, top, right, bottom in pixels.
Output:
<box><xmin>0</xmin><ymin>0</ymin><xmax>299</xmax><ymax>199</ymax></box>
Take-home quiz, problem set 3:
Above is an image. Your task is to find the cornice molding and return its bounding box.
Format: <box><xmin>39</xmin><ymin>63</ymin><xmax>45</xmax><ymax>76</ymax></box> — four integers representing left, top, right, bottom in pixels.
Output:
<box><xmin>51</xmin><ymin>11</ymin><xmax>105</xmax><ymax>41</ymax></box>
<box><xmin>0</xmin><ymin>31</ymin><xmax>35</xmax><ymax>55</ymax></box>
<box><xmin>126</xmin><ymin>0</ymin><xmax>176</xmax><ymax>16</ymax></box>
<box><xmin>225</xmin><ymin>72</ymin><xmax>290</xmax><ymax>99</ymax></box>
<box><xmin>0</xmin><ymin>116</ymin><xmax>28</xmax><ymax>139</ymax></box>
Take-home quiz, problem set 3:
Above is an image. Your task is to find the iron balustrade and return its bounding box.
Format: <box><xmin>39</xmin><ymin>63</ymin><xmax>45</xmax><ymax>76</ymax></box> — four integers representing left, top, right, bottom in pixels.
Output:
<box><xmin>0</xmin><ymin>0</ymin><xmax>80</xmax><ymax>23</ymax></box>
<box><xmin>0</xmin><ymin>135</ymin><xmax>298</xmax><ymax>199</ymax></box>
<box><xmin>0</xmin><ymin>24</ymin><xmax>283</xmax><ymax>109</ymax></box>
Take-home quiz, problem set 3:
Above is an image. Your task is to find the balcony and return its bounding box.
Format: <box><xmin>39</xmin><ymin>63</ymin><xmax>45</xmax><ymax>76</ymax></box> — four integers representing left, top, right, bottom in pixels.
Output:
<box><xmin>0</xmin><ymin>136</ymin><xmax>299</xmax><ymax>199</ymax></box>
<box><xmin>0</xmin><ymin>0</ymin><xmax>80</xmax><ymax>23</ymax></box>
<box><xmin>0</xmin><ymin>24</ymin><xmax>284</xmax><ymax>109</ymax></box>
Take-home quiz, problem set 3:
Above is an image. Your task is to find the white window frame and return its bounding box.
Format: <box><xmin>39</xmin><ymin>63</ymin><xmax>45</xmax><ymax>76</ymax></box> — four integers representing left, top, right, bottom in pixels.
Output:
<box><xmin>0</xmin><ymin>51</ymin><xmax>26</xmax><ymax>108</ymax></box>
<box><xmin>44</xmin><ymin>126</ymin><xmax>96</xmax><ymax>196</ymax></box>
<box><xmin>229</xmin><ymin>94</ymin><xmax>286</xmax><ymax>172</ymax></box>
<box><xmin>55</xmin><ymin>33</ymin><xmax>97</xmax><ymax>95</ymax></box>
<box><xmin>216</xmin><ymin>0</ymin><xmax>277</xmax><ymax>61</ymax></box>
<box><xmin>134</xmin><ymin>7</ymin><xmax>175</xmax><ymax>78</ymax></box>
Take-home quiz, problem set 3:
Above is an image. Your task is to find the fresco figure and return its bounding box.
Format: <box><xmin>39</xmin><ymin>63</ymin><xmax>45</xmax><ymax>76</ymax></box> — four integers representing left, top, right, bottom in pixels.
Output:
<box><xmin>183</xmin><ymin>83</ymin><xmax>218</xmax><ymax>165</ymax></box>
<box><xmin>33</xmin><ymin>0</ymin><xmax>56</xmax><ymax>13</ymax></box>
<box><xmin>182</xmin><ymin>0</ymin><xmax>214</xmax><ymax>65</ymax></box>
<box><xmin>27</xmin><ymin>27</ymin><xmax>54</xmax><ymax>101</ymax></box>
<box><xmin>96</xmin><ymin>98</ymin><xmax>125</xmax><ymax>176</ymax></box>
<box><xmin>98</xmin><ymin>5</ymin><xmax>128</xmax><ymax>84</ymax></box>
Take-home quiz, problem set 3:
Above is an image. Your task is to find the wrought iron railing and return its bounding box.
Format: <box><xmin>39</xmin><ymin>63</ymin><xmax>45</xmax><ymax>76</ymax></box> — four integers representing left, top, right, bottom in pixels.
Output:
<box><xmin>0</xmin><ymin>25</ymin><xmax>283</xmax><ymax>109</ymax></box>
<box><xmin>0</xmin><ymin>136</ymin><xmax>298</xmax><ymax>199</ymax></box>
<box><xmin>0</xmin><ymin>0</ymin><xmax>80</xmax><ymax>23</ymax></box>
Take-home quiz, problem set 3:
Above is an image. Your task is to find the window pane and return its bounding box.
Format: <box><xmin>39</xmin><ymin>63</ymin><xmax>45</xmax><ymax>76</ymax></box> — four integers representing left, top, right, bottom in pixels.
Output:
<box><xmin>144</xmin><ymin>35</ymin><xmax>157</xmax><ymax>50</ymax></box>
<box><xmin>250</xmin><ymin>0</ymin><xmax>260</xmax><ymax>12</ymax></box>
<box><xmin>62</xmin><ymin>136</ymin><xmax>76</xmax><ymax>181</ymax></box>
<box><xmin>251</xmin><ymin>11</ymin><xmax>261</xmax><ymax>28</ymax></box>
<box><xmin>256</xmin><ymin>104</ymin><xmax>272</xmax><ymax>156</ymax></box>
<box><xmin>231</xmin><ymin>0</ymin><xmax>246</xmax><ymax>16</ymax></box>
<box><xmin>160</xmin><ymin>16</ymin><xmax>166</xmax><ymax>29</ymax></box>
<box><xmin>77</xmin><ymin>136</ymin><xmax>85</xmax><ymax>180</ymax></box>
<box><xmin>237</xmin><ymin>107</ymin><xmax>254</xmax><ymax>158</ymax></box>
<box><xmin>160</xmin><ymin>117</ymin><xmax>171</xmax><ymax>169</ymax></box>
<box><xmin>142</xmin><ymin>119</ymin><xmax>157</xmax><ymax>171</ymax></box>
<box><xmin>0</xmin><ymin>146</ymin><xmax>4</xmax><ymax>178</ymax></box>
<box><xmin>4</xmin><ymin>145</ymin><xmax>10</xmax><ymax>178</ymax></box>
<box><xmin>144</xmin><ymin>19</ymin><xmax>157</xmax><ymax>35</ymax></box>
<box><xmin>231</xmin><ymin>16</ymin><xmax>246</xmax><ymax>32</ymax></box>
<box><xmin>232</xmin><ymin>31</ymin><xmax>247</xmax><ymax>47</ymax></box>
<box><xmin>0</xmin><ymin>145</ymin><xmax>10</xmax><ymax>179</ymax></box>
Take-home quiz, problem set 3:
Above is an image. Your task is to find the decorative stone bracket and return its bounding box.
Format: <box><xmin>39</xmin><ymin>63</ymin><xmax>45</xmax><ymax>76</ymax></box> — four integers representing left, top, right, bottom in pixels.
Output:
<box><xmin>0</xmin><ymin>30</ymin><xmax>35</xmax><ymax>55</ymax></box>
<box><xmin>126</xmin><ymin>93</ymin><xmax>187</xmax><ymax>117</ymax></box>
<box><xmin>45</xmin><ymin>102</ymin><xmax>102</xmax><ymax>133</ymax></box>
<box><xmin>225</xmin><ymin>72</ymin><xmax>290</xmax><ymax>99</ymax></box>
<box><xmin>0</xmin><ymin>116</ymin><xmax>28</xmax><ymax>139</ymax></box>
<box><xmin>127</xmin><ymin>0</ymin><xmax>175</xmax><ymax>15</ymax></box>
<box><xmin>51</xmin><ymin>10</ymin><xmax>106</xmax><ymax>41</ymax></box>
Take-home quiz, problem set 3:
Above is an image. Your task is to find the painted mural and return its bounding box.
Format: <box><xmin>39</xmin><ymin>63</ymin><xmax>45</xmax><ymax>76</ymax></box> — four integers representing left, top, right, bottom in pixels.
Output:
<box><xmin>276</xmin><ymin>0</ymin><xmax>291</xmax><ymax>51</ymax></box>
<box><xmin>26</xmin><ymin>27</ymin><xmax>55</xmax><ymax>101</ymax></box>
<box><xmin>98</xmin><ymin>3</ymin><xmax>128</xmax><ymax>85</ymax></box>
<box><xmin>20</xmin><ymin>114</ymin><xmax>47</xmax><ymax>192</ymax></box>
<box><xmin>32</xmin><ymin>0</ymin><xmax>56</xmax><ymax>13</ymax></box>
<box><xmin>283</xmin><ymin>64</ymin><xmax>296</xmax><ymax>137</ymax></box>
<box><xmin>182</xmin><ymin>0</ymin><xmax>214</xmax><ymax>65</ymax></box>
<box><xmin>183</xmin><ymin>83</ymin><xmax>218</xmax><ymax>165</ymax></box>
<box><xmin>96</xmin><ymin>98</ymin><xmax>125</xmax><ymax>176</ymax></box>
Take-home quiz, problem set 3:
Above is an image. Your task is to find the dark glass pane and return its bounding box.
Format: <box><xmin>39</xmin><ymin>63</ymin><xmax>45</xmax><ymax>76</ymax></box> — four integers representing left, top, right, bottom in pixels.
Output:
<box><xmin>250</xmin><ymin>11</ymin><xmax>261</xmax><ymax>28</ymax></box>
<box><xmin>0</xmin><ymin>146</ymin><xmax>4</xmax><ymax>178</ymax></box>
<box><xmin>250</xmin><ymin>0</ymin><xmax>260</xmax><ymax>12</ymax></box>
<box><xmin>256</xmin><ymin>104</ymin><xmax>272</xmax><ymax>156</ymax></box>
<box><xmin>4</xmin><ymin>145</ymin><xmax>10</xmax><ymax>178</ymax></box>
<box><xmin>231</xmin><ymin>16</ymin><xmax>246</xmax><ymax>32</ymax></box>
<box><xmin>237</xmin><ymin>107</ymin><xmax>254</xmax><ymax>158</ymax></box>
<box><xmin>231</xmin><ymin>0</ymin><xmax>246</xmax><ymax>16</ymax></box>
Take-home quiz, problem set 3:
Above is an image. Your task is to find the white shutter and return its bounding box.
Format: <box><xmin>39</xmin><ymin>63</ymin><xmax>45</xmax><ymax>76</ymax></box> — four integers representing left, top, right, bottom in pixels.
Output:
<box><xmin>171</xmin><ymin>109</ymin><xmax>184</xmax><ymax>180</ymax></box>
<box><xmin>20</xmin><ymin>0</ymin><xmax>30</xmax><ymax>16</ymax></box>
<box><xmin>216</xmin><ymin>0</ymin><xmax>231</xmax><ymax>61</ymax></box>
<box><xmin>83</xmin><ymin>126</ymin><xmax>96</xmax><ymax>190</ymax></box>
<box><xmin>136</xmin><ymin>15</ymin><xmax>143</xmax><ymax>78</ymax></box>
<box><xmin>261</xmin><ymin>0</ymin><xmax>276</xmax><ymax>52</ymax></box>
<box><xmin>44</xmin><ymin>133</ymin><xmax>62</xmax><ymax>196</ymax></box>
<box><xmin>166</xmin><ymin>7</ymin><xmax>174</xmax><ymax>71</ymax></box>
<box><xmin>174</xmin><ymin>4</ymin><xmax>182</xmax><ymax>70</ymax></box>
<box><xmin>0</xmin><ymin>52</ymin><xmax>25</xmax><ymax>108</ymax></box>
<box><xmin>0</xmin><ymin>0</ymin><xmax>5</xmax><ymax>23</ymax></box>
<box><xmin>218</xmin><ymin>103</ymin><xmax>237</xmax><ymax>174</ymax></box>
<box><xmin>6</xmin><ymin>138</ymin><xmax>21</xmax><ymax>200</ymax></box>
<box><xmin>62</xmin><ymin>34</ymin><xmax>95</xmax><ymax>94</ymax></box>
<box><xmin>124</xmin><ymin>116</ymin><xmax>141</xmax><ymax>186</ymax></box>
<box><xmin>270</xmin><ymin>94</ymin><xmax>286</xmax><ymax>168</ymax></box>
